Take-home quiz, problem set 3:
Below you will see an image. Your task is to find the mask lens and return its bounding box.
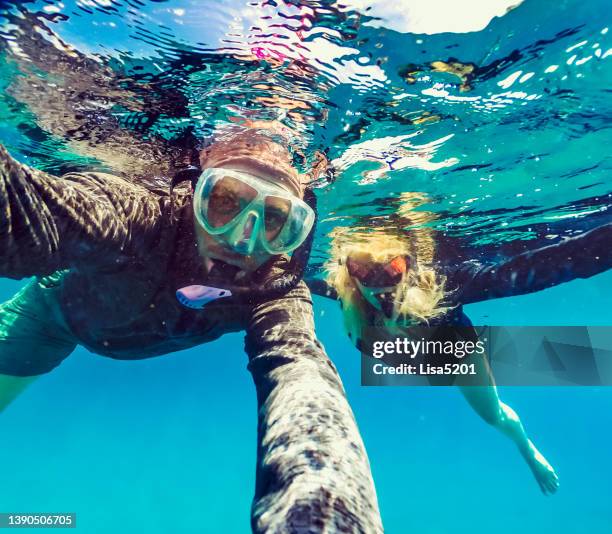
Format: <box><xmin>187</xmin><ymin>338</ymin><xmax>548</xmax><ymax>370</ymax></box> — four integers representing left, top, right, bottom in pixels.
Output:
<box><xmin>347</xmin><ymin>255</ymin><xmax>406</xmax><ymax>287</ymax></box>
<box><xmin>376</xmin><ymin>256</ymin><xmax>407</xmax><ymax>286</ymax></box>
<box><xmin>264</xmin><ymin>200</ymin><xmax>312</xmax><ymax>252</ymax></box>
<box><xmin>346</xmin><ymin>257</ymin><xmax>371</xmax><ymax>281</ymax></box>
<box><xmin>367</xmin><ymin>269</ymin><xmax>402</xmax><ymax>288</ymax></box>
<box><xmin>264</xmin><ymin>196</ymin><xmax>291</xmax><ymax>240</ymax></box>
<box><xmin>207</xmin><ymin>176</ymin><xmax>257</xmax><ymax>228</ymax></box>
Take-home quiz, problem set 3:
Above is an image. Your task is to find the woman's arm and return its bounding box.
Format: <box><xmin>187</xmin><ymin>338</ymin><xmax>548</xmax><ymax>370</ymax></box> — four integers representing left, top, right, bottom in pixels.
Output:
<box><xmin>304</xmin><ymin>276</ymin><xmax>338</xmax><ymax>300</ymax></box>
<box><xmin>0</xmin><ymin>145</ymin><xmax>163</xmax><ymax>279</ymax></box>
<box><xmin>456</xmin><ymin>223</ymin><xmax>612</xmax><ymax>304</ymax></box>
<box><xmin>244</xmin><ymin>281</ymin><xmax>382</xmax><ymax>533</ymax></box>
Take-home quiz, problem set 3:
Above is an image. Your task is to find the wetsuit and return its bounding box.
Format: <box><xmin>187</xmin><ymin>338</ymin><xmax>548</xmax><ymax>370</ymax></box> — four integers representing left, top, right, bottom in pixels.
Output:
<box><xmin>0</xmin><ymin>146</ymin><xmax>383</xmax><ymax>534</ymax></box>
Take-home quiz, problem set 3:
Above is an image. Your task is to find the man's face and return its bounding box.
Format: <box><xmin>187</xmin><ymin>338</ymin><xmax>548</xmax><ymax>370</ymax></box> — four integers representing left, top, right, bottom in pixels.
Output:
<box><xmin>193</xmin><ymin>160</ymin><xmax>297</xmax><ymax>274</ymax></box>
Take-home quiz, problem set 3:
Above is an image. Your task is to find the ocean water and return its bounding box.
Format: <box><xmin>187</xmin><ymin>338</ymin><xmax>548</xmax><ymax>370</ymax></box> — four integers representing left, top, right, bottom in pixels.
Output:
<box><xmin>1</xmin><ymin>0</ymin><xmax>611</xmax><ymax>532</ymax></box>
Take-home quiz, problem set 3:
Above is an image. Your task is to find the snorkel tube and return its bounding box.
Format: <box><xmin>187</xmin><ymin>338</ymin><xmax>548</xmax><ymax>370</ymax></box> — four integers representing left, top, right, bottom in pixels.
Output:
<box><xmin>171</xmin><ymin>167</ymin><xmax>317</xmax><ymax>308</ymax></box>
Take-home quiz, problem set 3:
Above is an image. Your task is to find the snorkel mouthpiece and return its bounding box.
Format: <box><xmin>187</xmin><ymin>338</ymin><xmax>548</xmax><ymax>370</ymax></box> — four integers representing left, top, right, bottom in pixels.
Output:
<box><xmin>176</xmin><ymin>285</ymin><xmax>232</xmax><ymax>309</ymax></box>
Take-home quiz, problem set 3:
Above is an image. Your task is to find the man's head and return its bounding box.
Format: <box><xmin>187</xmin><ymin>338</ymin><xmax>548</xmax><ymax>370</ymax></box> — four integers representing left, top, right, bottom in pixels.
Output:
<box><xmin>192</xmin><ymin>131</ymin><xmax>313</xmax><ymax>274</ymax></box>
<box><xmin>199</xmin><ymin>131</ymin><xmax>303</xmax><ymax>196</ymax></box>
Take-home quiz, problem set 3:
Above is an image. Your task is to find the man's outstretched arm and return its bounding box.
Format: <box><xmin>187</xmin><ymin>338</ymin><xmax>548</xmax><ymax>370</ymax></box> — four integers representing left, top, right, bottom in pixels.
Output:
<box><xmin>0</xmin><ymin>145</ymin><xmax>163</xmax><ymax>279</ymax></box>
<box><xmin>244</xmin><ymin>281</ymin><xmax>383</xmax><ymax>533</ymax></box>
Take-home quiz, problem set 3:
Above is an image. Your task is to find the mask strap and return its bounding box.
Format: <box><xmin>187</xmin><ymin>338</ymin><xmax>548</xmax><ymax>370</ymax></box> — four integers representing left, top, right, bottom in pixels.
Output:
<box><xmin>170</xmin><ymin>165</ymin><xmax>201</xmax><ymax>221</ymax></box>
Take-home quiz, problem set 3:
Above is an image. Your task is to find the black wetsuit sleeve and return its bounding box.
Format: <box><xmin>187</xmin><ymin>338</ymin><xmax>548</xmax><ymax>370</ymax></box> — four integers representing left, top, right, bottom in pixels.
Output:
<box><xmin>243</xmin><ymin>281</ymin><xmax>382</xmax><ymax>533</ymax></box>
<box><xmin>455</xmin><ymin>223</ymin><xmax>612</xmax><ymax>304</ymax></box>
<box><xmin>0</xmin><ymin>144</ymin><xmax>163</xmax><ymax>279</ymax></box>
<box><xmin>304</xmin><ymin>277</ymin><xmax>338</xmax><ymax>300</ymax></box>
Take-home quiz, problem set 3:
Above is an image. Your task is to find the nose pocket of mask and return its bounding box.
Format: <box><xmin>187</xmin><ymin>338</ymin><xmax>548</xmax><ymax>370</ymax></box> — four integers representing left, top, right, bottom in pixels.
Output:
<box><xmin>225</xmin><ymin>211</ymin><xmax>261</xmax><ymax>255</ymax></box>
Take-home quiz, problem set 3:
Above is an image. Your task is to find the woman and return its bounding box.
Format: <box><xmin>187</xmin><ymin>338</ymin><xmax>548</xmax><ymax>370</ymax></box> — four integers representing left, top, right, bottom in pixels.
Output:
<box><xmin>310</xmin><ymin>193</ymin><xmax>610</xmax><ymax>496</ymax></box>
<box><xmin>0</xmin><ymin>132</ymin><xmax>383</xmax><ymax>533</ymax></box>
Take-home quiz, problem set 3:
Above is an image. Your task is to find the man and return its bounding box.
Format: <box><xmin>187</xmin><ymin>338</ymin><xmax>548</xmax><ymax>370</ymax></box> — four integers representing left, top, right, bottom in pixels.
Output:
<box><xmin>0</xmin><ymin>131</ymin><xmax>383</xmax><ymax>533</ymax></box>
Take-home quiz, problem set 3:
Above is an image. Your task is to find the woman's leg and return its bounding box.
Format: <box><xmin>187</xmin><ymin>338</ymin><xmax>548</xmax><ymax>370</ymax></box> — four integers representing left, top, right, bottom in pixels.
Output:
<box><xmin>0</xmin><ymin>375</ymin><xmax>39</xmax><ymax>412</ymax></box>
<box><xmin>0</xmin><ymin>279</ymin><xmax>77</xmax><ymax>412</ymax></box>
<box><xmin>458</xmin><ymin>355</ymin><xmax>560</xmax><ymax>495</ymax></box>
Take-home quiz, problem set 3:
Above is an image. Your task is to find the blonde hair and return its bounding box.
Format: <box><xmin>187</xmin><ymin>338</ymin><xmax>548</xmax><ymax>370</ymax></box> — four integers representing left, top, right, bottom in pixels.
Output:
<box><xmin>325</xmin><ymin>193</ymin><xmax>454</xmax><ymax>339</ymax></box>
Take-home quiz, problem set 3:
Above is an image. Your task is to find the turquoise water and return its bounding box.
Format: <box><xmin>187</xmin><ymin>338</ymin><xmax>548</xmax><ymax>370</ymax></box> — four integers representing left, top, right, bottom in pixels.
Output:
<box><xmin>1</xmin><ymin>0</ymin><xmax>612</xmax><ymax>532</ymax></box>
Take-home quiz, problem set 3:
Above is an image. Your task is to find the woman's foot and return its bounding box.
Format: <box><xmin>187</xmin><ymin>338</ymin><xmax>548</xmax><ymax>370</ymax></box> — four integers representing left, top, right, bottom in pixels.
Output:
<box><xmin>525</xmin><ymin>440</ymin><xmax>559</xmax><ymax>495</ymax></box>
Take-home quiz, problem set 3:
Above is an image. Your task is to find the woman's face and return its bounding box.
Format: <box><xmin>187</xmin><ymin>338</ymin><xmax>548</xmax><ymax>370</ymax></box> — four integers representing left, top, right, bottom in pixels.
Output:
<box><xmin>345</xmin><ymin>252</ymin><xmax>409</xmax><ymax>317</ymax></box>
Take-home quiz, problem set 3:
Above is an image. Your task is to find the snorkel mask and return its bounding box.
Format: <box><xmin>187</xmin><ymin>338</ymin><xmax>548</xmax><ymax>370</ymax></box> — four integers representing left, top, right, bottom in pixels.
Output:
<box><xmin>193</xmin><ymin>168</ymin><xmax>315</xmax><ymax>256</ymax></box>
<box><xmin>346</xmin><ymin>255</ymin><xmax>408</xmax><ymax>318</ymax></box>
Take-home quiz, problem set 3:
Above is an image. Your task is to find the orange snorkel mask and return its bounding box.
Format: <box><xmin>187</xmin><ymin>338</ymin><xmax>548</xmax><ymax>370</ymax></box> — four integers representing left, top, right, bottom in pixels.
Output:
<box><xmin>345</xmin><ymin>254</ymin><xmax>409</xmax><ymax>317</ymax></box>
<box><xmin>346</xmin><ymin>255</ymin><xmax>408</xmax><ymax>288</ymax></box>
